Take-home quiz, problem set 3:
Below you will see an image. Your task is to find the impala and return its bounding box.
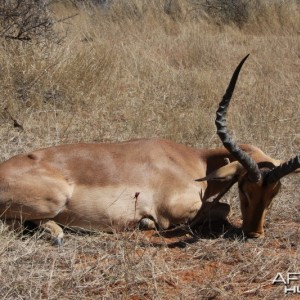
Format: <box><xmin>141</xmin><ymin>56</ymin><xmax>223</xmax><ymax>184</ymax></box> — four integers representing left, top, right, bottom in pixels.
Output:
<box><xmin>0</xmin><ymin>55</ymin><xmax>298</xmax><ymax>245</ymax></box>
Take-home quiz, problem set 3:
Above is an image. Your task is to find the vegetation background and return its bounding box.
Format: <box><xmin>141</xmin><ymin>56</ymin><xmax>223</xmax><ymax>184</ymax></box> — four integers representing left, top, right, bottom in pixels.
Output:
<box><xmin>0</xmin><ymin>0</ymin><xmax>299</xmax><ymax>299</ymax></box>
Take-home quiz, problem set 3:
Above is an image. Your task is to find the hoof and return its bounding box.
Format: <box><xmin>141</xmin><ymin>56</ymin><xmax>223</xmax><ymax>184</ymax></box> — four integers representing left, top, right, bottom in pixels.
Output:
<box><xmin>52</xmin><ymin>236</ymin><xmax>64</xmax><ymax>246</ymax></box>
<box><xmin>52</xmin><ymin>232</ymin><xmax>64</xmax><ymax>247</ymax></box>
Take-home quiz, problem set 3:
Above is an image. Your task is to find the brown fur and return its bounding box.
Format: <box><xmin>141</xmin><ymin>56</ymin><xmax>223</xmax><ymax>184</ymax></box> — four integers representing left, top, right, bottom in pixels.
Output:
<box><xmin>0</xmin><ymin>138</ymin><xmax>280</xmax><ymax>244</ymax></box>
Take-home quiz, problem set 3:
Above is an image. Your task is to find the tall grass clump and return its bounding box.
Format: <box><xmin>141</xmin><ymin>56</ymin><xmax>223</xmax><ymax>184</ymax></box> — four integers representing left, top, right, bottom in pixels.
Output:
<box><xmin>0</xmin><ymin>0</ymin><xmax>298</xmax><ymax>156</ymax></box>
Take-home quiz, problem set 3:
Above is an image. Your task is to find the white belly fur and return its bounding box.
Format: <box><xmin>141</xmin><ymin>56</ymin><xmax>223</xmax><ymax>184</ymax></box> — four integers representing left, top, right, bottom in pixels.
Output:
<box><xmin>53</xmin><ymin>181</ymin><xmax>204</xmax><ymax>232</ymax></box>
<box><xmin>55</xmin><ymin>185</ymin><xmax>157</xmax><ymax>231</ymax></box>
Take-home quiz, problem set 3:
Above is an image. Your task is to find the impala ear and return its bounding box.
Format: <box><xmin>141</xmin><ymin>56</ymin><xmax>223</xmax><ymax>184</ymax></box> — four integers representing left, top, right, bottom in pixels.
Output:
<box><xmin>290</xmin><ymin>165</ymin><xmax>300</xmax><ymax>174</ymax></box>
<box><xmin>195</xmin><ymin>161</ymin><xmax>244</xmax><ymax>182</ymax></box>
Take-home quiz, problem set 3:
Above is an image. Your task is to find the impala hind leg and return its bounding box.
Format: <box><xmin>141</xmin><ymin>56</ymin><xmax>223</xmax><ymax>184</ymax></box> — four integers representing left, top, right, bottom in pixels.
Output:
<box><xmin>31</xmin><ymin>220</ymin><xmax>64</xmax><ymax>246</ymax></box>
<box><xmin>0</xmin><ymin>172</ymin><xmax>72</xmax><ymax>245</ymax></box>
<box><xmin>0</xmin><ymin>200</ymin><xmax>67</xmax><ymax>245</ymax></box>
<box><xmin>2</xmin><ymin>219</ymin><xmax>63</xmax><ymax>245</ymax></box>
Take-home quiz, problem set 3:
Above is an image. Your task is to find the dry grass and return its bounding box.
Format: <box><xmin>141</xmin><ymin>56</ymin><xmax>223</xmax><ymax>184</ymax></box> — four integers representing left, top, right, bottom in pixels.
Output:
<box><xmin>0</xmin><ymin>0</ymin><xmax>299</xmax><ymax>299</ymax></box>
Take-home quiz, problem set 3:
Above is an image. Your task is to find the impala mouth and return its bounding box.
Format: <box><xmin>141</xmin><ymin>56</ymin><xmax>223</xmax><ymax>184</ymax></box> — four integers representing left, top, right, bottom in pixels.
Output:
<box><xmin>245</xmin><ymin>231</ymin><xmax>264</xmax><ymax>238</ymax></box>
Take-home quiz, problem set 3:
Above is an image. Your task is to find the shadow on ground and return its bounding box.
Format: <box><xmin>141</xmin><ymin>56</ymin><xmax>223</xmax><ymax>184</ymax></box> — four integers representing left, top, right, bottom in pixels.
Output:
<box><xmin>19</xmin><ymin>218</ymin><xmax>247</xmax><ymax>248</ymax></box>
<box><xmin>144</xmin><ymin>219</ymin><xmax>246</xmax><ymax>249</ymax></box>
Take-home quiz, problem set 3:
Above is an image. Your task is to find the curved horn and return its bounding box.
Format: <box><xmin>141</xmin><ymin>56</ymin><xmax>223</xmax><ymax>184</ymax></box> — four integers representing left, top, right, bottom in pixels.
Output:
<box><xmin>215</xmin><ymin>54</ymin><xmax>262</xmax><ymax>182</ymax></box>
<box><xmin>267</xmin><ymin>156</ymin><xmax>300</xmax><ymax>183</ymax></box>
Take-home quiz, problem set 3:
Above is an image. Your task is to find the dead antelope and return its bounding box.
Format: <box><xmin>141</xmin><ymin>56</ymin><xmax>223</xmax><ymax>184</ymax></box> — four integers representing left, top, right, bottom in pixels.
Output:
<box><xmin>0</xmin><ymin>55</ymin><xmax>298</xmax><ymax>245</ymax></box>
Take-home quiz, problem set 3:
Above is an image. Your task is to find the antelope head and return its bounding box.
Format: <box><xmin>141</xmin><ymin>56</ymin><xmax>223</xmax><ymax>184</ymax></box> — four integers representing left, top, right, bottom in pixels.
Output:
<box><xmin>204</xmin><ymin>55</ymin><xmax>300</xmax><ymax>238</ymax></box>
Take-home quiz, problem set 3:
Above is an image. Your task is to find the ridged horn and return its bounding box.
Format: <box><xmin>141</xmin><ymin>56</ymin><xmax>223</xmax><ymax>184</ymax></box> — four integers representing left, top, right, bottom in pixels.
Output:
<box><xmin>267</xmin><ymin>156</ymin><xmax>300</xmax><ymax>183</ymax></box>
<box><xmin>215</xmin><ymin>54</ymin><xmax>262</xmax><ymax>183</ymax></box>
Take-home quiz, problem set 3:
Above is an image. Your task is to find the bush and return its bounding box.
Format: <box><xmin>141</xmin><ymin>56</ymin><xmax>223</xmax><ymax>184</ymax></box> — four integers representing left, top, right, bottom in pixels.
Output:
<box><xmin>199</xmin><ymin>0</ymin><xmax>250</xmax><ymax>27</ymax></box>
<box><xmin>0</xmin><ymin>0</ymin><xmax>63</xmax><ymax>44</ymax></box>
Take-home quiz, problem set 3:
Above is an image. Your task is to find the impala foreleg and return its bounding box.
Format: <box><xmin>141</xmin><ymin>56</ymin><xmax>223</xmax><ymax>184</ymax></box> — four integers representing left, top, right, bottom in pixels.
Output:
<box><xmin>190</xmin><ymin>202</ymin><xmax>230</xmax><ymax>228</ymax></box>
<box><xmin>138</xmin><ymin>217</ymin><xmax>157</xmax><ymax>230</ymax></box>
